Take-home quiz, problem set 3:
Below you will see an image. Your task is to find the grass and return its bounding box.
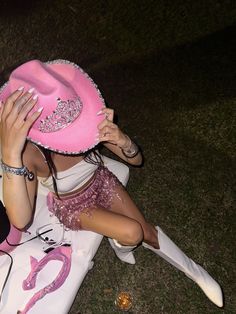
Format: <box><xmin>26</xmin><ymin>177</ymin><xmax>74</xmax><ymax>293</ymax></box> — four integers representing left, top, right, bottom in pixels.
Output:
<box><xmin>0</xmin><ymin>1</ymin><xmax>235</xmax><ymax>313</ymax></box>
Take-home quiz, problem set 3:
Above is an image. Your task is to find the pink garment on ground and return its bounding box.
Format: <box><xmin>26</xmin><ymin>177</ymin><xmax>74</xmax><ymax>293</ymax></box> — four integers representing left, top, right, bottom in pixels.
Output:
<box><xmin>18</xmin><ymin>246</ymin><xmax>72</xmax><ymax>314</ymax></box>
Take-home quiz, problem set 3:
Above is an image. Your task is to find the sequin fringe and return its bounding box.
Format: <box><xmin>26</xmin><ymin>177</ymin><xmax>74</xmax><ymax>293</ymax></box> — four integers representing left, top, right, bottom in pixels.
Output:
<box><xmin>47</xmin><ymin>166</ymin><xmax>121</xmax><ymax>230</ymax></box>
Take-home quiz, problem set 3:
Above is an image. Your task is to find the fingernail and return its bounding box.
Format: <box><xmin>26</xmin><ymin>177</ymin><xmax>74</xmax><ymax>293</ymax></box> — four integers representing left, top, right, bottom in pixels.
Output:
<box><xmin>28</xmin><ymin>87</ymin><xmax>35</xmax><ymax>94</ymax></box>
<box><xmin>96</xmin><ymin>110</ymin><xmax>104</xmax><ymax>116</ymax></box>
<box><xmin>18</xmin><ymin>86</ymin><xmax>24</xmax><ymax>91</ymax></box>
<box><xmin>33</xmin><ymin>94</ymin><xmax>38</xmax><ymax>100</ymax></box>
<box><xmin>37</xmin><ymin>107</ymin><xmax>44</xmax><ymax>112</ymax></box>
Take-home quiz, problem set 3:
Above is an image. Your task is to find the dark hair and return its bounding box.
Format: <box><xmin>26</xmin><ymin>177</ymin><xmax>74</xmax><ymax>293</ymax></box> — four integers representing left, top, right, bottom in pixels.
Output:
<box><xmin>39</xmin><ymin>146</ymin><xmax>103</xmax><ymax>198</ymax></box>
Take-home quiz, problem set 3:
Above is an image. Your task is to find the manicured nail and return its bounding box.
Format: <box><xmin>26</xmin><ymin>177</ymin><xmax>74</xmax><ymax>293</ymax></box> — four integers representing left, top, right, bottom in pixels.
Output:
<box><xmin>18</xmin><ymin>86</ymin><xmax>24</xmax><ymax>91</ymax></box>
<box><xmin>96</xmin><ymin>110</ymin><xmax>104</xmax><ymax>116</ymax></box>
<box><xmin>33</xmin><ymin>94</ymin><xmax>38</xmax><ymax>100</ymax></box>
<box><xmin>28</xmin><ymin>87</ymin><xmax>35</xmax><ymax>94</ymax></box>
<box><xmin>37</xmin><ymin>107</ymin><xmax>44</xmax><ymax>112</ymax></box>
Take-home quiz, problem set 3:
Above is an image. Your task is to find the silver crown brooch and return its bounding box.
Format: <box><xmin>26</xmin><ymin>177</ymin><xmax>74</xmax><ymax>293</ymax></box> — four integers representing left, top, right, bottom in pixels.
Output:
<box><xmin>39</xmin><ymin>97</ymin><xmax>83</xmax><ymax>133</ymax></box>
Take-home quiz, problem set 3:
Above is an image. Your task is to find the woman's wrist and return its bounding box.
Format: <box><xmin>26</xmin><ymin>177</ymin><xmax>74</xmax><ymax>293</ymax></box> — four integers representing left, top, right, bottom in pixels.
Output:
<box><xmin>1</xmin><ymin>150</ymin><xmax>23</xmax><ymax>167</ymax></box>
<box><xmin>119</xmin><ymin>135</ymin><xmax>139</xmax><ymax>158</ymax></box>
<box><xmin>1</xmin><ymin>159</ymin><xmax>34</xmax><ymax>181</ymax></box>
<box><xmin>119</xmin><ymin>135</ymin><xmax>132</xmax><ymax>150</ymax></box>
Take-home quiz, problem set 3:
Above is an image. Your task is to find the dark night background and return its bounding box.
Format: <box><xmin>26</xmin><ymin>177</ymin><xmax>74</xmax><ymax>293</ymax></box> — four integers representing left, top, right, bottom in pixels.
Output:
<box><xmin>0</xmin><ymin>1</ymin><xmax>235</xmax><ymax>313</ymax></box>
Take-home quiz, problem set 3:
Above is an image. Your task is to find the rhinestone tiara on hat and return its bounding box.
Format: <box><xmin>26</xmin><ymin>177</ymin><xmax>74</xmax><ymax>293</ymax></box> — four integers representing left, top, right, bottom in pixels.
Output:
<box><xmin>39</xmin><ymin>97</ymin><xmax>83</xmax><ymax>133</ymax></box>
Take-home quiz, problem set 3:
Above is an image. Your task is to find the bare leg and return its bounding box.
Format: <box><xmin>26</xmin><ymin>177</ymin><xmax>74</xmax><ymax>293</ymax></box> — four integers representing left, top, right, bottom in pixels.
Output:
<box><xmin>79</xmin><ymin>182</ymin><xmax>223</xmax><ymax>307</ymax></box>
<box><xmin>108</xmin><ymin>185</ymin><xmax>159</xmax><ymax>248</ymax></box>
<box><xmin>79</xmin><ymin>206</ymin><xmax>143</xmax><ymax>246</ymax></box>
<box><xmin>79</xmin><ymin>184</ymin><xmax>159</xmax><ymax>248</ymax></box>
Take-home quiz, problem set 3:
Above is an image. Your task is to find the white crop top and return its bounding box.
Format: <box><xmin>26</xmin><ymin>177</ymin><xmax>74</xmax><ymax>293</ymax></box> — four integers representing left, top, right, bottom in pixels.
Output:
<box><xmin>34</xmin><ymin>145</ymin><xmax>99</xmax><ymax>194</ymax></box>
<box><xmin>38</xmin><ymin>159</ymin><xmax>98</xmax><ymax>194</ymax></box>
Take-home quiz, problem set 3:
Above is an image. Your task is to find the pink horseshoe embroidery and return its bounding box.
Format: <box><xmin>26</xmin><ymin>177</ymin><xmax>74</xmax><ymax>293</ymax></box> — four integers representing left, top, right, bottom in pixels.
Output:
<box><xmin>18</xmin><ymin>246</ymin><xmax>72</xmax><ymax>314</ymax></box>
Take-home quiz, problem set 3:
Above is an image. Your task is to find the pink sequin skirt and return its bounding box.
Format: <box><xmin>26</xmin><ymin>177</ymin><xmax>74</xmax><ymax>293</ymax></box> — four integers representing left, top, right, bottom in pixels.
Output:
<box><xmin>47</xmin><ymin>166</ymin><xmax>121</xmax><ymax>230</ymax></box>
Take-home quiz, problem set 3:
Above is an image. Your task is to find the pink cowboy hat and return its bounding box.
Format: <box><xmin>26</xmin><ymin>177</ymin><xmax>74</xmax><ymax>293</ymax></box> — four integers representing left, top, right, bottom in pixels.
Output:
<box><xmin>0</xmin><ymin>59</ymin><xmax>105</xmax><ymax>154</ymax></box>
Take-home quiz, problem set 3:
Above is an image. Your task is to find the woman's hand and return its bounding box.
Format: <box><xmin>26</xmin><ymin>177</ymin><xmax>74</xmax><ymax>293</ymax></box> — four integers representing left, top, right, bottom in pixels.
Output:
<box><xmin>0</xmin><ymin>87</ymin><xmax>43</xmax><ymax>166</ymax></box>
<box><xmin>97</xmin><ymin>108</ymin><xmax>143</xmax><ymax>165</ymax></box>
<box><xmin>97</xmin><ymin>108</ymin><xmax>130</xmax><ymax>149</ymax></box>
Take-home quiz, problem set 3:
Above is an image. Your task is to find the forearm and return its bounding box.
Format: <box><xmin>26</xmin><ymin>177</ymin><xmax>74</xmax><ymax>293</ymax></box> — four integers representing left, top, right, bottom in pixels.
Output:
<box><xmin>104</xmin><ymin>140</ymin><xmax>143</xmax><ymax>166</ymax></box>
<box><xmin>1</xmin><ymin>155</ymin><xmax>36</xmax><ymax>229</ymax></box>
<box><xmin>3</xmin><ymin>173</ymin><xmax>34</xmax><ymax>229</ymax></box>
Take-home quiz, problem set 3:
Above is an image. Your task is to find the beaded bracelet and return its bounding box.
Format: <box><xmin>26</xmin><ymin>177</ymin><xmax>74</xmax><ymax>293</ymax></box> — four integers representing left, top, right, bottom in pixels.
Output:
<box><xmin>121</xmin><ymin>135</ymin><xmax>140</xmax><ymax>158</ymax></box>
<box><xmin>1</xmin><ymin>160</ymin><xmax>34</xmax><ymax>181</ymax></box>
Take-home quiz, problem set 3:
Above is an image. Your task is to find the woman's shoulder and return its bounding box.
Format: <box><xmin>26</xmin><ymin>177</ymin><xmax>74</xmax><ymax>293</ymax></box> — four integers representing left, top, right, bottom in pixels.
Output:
<box><xmin>23</xmin><ymin>142</ymin><xmax>49</xmax><ymax>175</ymax></box>
<box><xmin>23</xmin><ymin>142</ymin><xmax>42</xmax><ymax>160</ymax></box>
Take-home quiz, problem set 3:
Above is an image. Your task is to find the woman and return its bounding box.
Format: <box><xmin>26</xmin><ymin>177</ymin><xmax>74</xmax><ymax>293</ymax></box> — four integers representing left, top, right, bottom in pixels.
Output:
<box><xmin>0</xmin><ymin>59</ymin><xmax>223</xmax><ymax>307</ymax></box>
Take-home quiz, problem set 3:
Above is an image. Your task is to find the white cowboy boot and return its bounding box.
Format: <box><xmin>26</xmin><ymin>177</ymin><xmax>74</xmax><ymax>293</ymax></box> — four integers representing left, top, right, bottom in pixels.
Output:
<box><xmin>142</xmin><ymin>226</ymin><xmax>223</xmax><ymax>307</ymax></box>
<box><xmin>108</xmin><ymin>238</ymin><xmax>136</xmax><ymax>265</ymax></box>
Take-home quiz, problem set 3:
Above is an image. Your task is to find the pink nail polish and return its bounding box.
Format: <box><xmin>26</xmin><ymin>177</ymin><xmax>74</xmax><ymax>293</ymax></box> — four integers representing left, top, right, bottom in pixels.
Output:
<box><xmin>18</xmin><ymin>86</ymin><xmax>24</xmax><ymax>91</ymax></box>
<box><xmin>33</xmin><ymin>94</ymin><xmax>38</xmax><ymax>100</ymax></box>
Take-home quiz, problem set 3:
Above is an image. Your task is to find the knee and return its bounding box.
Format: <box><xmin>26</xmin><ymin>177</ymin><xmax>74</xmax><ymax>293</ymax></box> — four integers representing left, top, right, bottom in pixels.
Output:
<box><xmin>124</xmin><ymin>221</ymin><xmax>144</xmax><ymax>246</ymax></box>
